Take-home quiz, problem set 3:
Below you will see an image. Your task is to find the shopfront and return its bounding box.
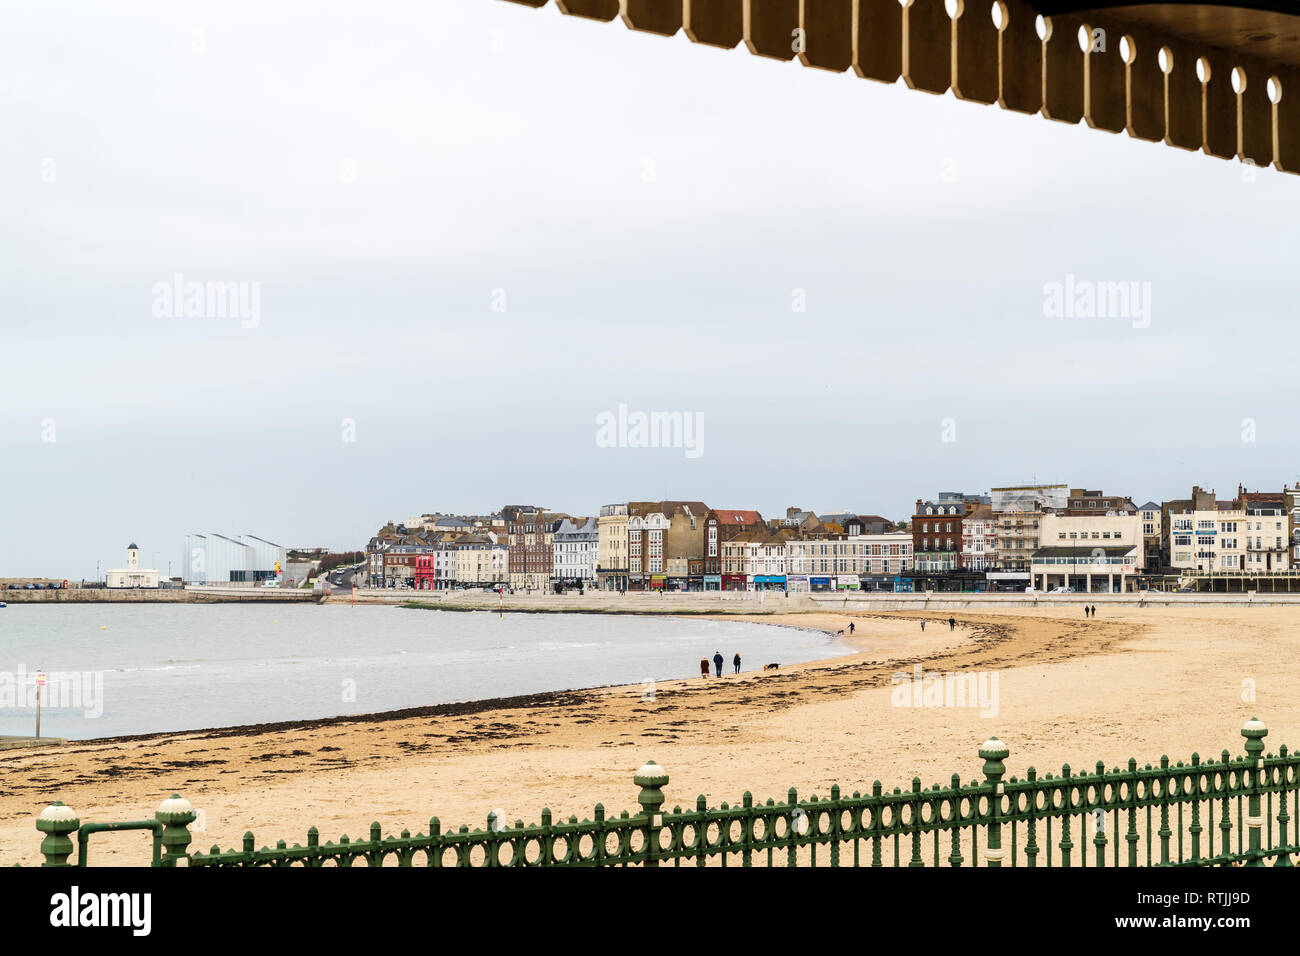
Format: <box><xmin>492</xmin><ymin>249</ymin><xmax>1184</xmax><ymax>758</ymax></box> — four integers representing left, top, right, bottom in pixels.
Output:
<box><xmin>704</xmin><ymin>575</ymin><xmax>721</xmax><ymax>591</ymax></box>
<box><xmin>752</xmin><ymin>575</ymin><xmax>786</xmax><ymax>591</ymax></box>
<box><xmin>649</xmin><ymin>574</ymin><xmax>666</xmax><ymax>591</ymax></box>
<box><xmin>810</xmin><ymin>576</ymin><xmax>833</xmax><ymax>592</ymax></box>
<box><xmin>786</xmin><ymin>575</ymin><xmax>808</xmax><ymax>593</ymax></box>
<box><xmin>722</xmin><ymin>574</ymin><xmax>747</xmax><ymax>591</ymax></box>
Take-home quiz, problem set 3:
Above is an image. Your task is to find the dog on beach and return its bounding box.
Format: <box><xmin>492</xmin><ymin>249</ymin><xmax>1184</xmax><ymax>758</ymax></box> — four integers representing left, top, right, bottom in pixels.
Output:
<box><xmin>763</xmin><ymin>663</ymin><xmax>779</xmax><ymax>671</ymax></box>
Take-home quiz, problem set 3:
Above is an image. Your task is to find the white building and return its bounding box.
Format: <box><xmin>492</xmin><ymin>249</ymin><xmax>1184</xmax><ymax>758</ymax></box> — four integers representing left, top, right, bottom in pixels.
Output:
<box><xmin>784</xmin><ymin>531</ymin><xmax>912</xmax><ymax>591</ymax></box>
<box><xmin>1167</xmin><ymin>503</ymin><xmax>1246</xmax><ymax>573</ymax></box>
<box><xmin>1238</xmin><ymin>492</ymin><xmax>1290</xmax><ymax>573</ymax></box>
<box><xmin>433</xmin><ymin>540</ymin><xmax>460</xmax><ymax>589</ymax></box>
<box><xmin>183</xmin><ymin>533</ymin><xmax>287</xmax><ymax>585</ymax></box>
<box><xmin>1137</xmin><ymin>501</ymin><xmax>1162</xmax><ymax>570</ymax></box>
<box><xmin>552</xmin><ymin>516</ymin><xmax>598</xmax><ymax>587</ymax></box>
<box><xmin>454</xmin><ymin>534</ymin><xmax>508</xmax><ymax>586</ymax></box>
<box><xmin>106</xmin><ymin>543</ymin><xmax>160</xmax><ymax>588</ymax></box>
<box><xmin>961</xmin><ymin>507</ymin><xmax>997</xmax><ymax>572</ymax></box>
<box><xmin>1031</xmin><ymin>513</ymin><xmax>1143</xmax><ymax>592</ymax></box>
<box><xmin>849</xmin><ymin>532</ymin><xmax>914</xmax><ymax>577</ymax></box>
<box><xmin>1287</xmin><ymin>485</ymin><xmax>1300</xmax><ymax>565</ymax></box>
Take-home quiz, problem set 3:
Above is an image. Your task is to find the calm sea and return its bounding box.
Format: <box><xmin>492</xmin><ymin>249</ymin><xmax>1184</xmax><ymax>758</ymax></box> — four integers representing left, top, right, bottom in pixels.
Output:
<box><xmin>0</xmin><ymin>604</ymin><xmax>850</xmax><ymax>739</ymax></box>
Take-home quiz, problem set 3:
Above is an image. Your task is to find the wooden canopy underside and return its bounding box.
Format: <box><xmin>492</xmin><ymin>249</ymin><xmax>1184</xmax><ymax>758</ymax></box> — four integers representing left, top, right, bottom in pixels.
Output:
<box><xmin>501</xmin><ymin>0</ymin><xmax>1300</xmax><ymax>174</ymax></box>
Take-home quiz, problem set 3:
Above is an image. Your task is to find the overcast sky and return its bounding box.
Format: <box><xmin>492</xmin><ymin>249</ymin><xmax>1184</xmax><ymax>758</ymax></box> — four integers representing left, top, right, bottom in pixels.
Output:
<box><xmin>2</xmin><ymin>0</ymin><xmax>1297</xmax><ymax>578</ymax></box>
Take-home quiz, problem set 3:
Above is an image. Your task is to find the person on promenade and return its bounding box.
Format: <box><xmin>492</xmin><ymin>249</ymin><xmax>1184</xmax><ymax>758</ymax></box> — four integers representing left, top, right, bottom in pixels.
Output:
<box><xmin>733</xmin><ymin>652</ymin><xmax>741</xmax><ymax>674</ymax></box>
<box><xmin>713</xmin><ymin>651</ymin><xmax>724</xmax><ymax>677</ymax></box>
<box><xmin>948</xmin><ymin>616</ymin><xmax>956</xmax><ymax>631</ymax></box>
<box><xmin>700</xmin><ymin>657</ymin><xmax>709</xmax><ymax>679</ymax></box>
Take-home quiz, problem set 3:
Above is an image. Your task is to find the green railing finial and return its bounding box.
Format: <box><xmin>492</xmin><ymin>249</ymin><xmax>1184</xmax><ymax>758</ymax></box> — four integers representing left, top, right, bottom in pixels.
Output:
<box><xmin>979</xmin><ymin>737</ymin><xmax>1010</xmax><ymax>786</ymax></box>
<box><xmin>36</xmin><ymin>802</ymin><xmax>80</xmax><ymax>867</ymax></box>
<box><xmin>155</xmin><ymin>794</ymin><xmax>196</xmax><ymax>866</ymax></box>
<box><xmin>634</xmin><ymin>760</ymin><xmax>669</xmax><ymax>868</ymax></box>
<box><xmin>979</xmin><ymin>737</ymin><xmax>1010</xmax><ymax>868</ymax></box>
<box><xmin>634</xmin><ymin>760</ymin><xmax>669</xmax><ymax>818</ymax></box>
<box><xmin>1241</xmin><ymin>718</ymin><xmax>1268</xmax><ymax>867</ymax></box>
<box><xmin>1242</xmin><ymin>717</ymin><xmax>1268</xmax><ymax>758</ymax></box>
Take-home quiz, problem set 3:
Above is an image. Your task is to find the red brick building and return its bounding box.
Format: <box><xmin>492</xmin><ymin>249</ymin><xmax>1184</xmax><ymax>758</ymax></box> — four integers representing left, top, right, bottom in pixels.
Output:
<box><xmin>703</xmin><ymin>509</ymin><xmax>765</xmax><ymax>588</ymax></box>
<box><xmin>911</xmin><ymin>498</ymin><xmax>969</xmax><ymax>572</ymax></box>
<box><xmin>501</xmin><ymin>504</ymin><xmax>565</xmax><ymax>590</ymax></box>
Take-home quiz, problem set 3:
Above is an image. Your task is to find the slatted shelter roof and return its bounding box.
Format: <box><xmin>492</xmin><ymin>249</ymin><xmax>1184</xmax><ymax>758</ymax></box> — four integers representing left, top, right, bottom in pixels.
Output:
<box><xmin>501</xmin><ymin>0</ymin><xmax>1300</xmax><ymax>174</ymax></box>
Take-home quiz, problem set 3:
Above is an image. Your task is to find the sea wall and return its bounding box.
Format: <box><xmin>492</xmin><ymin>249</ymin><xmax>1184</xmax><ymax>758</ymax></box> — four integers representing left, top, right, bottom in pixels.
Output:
<box><xmin>324</xmin><ymin>588</ymin><xmax>1300</xmax><ymax>612</ymax></box>
<box><xmin>2</xmin><ymin>587</ymin><xmax>319</xmax><ymax>604</ymax></box>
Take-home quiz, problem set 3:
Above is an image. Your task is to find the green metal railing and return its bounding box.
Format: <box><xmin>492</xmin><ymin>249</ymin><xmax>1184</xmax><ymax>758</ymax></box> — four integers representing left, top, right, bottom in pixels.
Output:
<box><xmin>32</xmin><ymin>718</ymin><xmax>1300</xmax><ymax>867</ymax></box>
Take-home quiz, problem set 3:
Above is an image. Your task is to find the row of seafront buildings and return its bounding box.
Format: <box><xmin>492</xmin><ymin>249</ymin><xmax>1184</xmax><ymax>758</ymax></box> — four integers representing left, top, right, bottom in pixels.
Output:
<box><xmin>912</xmin><ymin>483</ymin><xmax>1300</xmax><ymax>592</ymax></box>
<box><xmin>366</xmin><ymin>482</ymin><xmax>1300</xmax><ymax>594</ymax></box>
<box><xmin>366</xmin><ymin>503</ymin><xmax>907</xmax><ymax>592</ymax></box>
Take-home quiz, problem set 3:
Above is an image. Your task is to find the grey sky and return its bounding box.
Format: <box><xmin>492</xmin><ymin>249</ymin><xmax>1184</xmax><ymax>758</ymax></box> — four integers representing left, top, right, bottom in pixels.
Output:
<box><xmin>2</xmin><ymin>0</ymin><xmax>1297</xmax><ymax>578</ymax></box>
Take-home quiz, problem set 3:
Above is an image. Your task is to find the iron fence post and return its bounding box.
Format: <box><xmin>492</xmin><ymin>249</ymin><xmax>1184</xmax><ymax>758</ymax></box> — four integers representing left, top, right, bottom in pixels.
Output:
<box><xmin>36</xmin><ymin>802</ymin><xmax>79</xmax><ymax>867</ymax></box>
<box><xmin>1158</xmin><ymin>755</ymin><xmax>1172</xmax><ymax>864</ymax></box>
<box><xmin>908</xmin><ymin>779</ymin><xmax>923</xmax><ymax>867</ymax></box>
<box><xmin>741</xmin><ymin>792</ymin><xmax>754</xmax><ymax>868</ymax></box>
<box><xmin>1189</xmin><ymin>754</ymin><xmax>1202</xmax><ymax>863</ymax></box>
<box><xmin>155</xmin><ymin>795</ymin><xmax>196</xmax><ymax>867</ymax></box>
<box><xmin>948</xmin><ymin>774</ymin><xmax>964</xmax><ymax>867</ymax></box>
<box><xmin>870</xmin><ymin>781</ymin><xmax>883</xmax><ymax>867</ymax></box>
<box><xmin>980</xmin><ymin>737</ymin><xmax>1009</xmax><ymax>868</ymax></box>
<box><xmin>1058</xmin><ymin>764</ymin><xmax>1074</xmax><ymax>867</ymax></box>
<box><xmin>634</xmin><ymin>760</ymin><xmax>668</xmax><ymax>868</ymax></box>
<box><xmin>1274</xmin><ymin>744</ymin><xmax>1292</xmax><ymax>867</ymax></box>
<box><xmin>830</xmin><ymin>784</ymin><xmax>841</xmax><ymax>868</ymax></box>
<box><xmin>1093</xmin><ymin>761</ymin><xmax>1108</xmax><ymax>867</ymax></box>
<box><xmin>787</xmin><ymin>787</ymin><xmax>799</xmax><ymax>868</ymax></box>
<box><xmin>1125</xmin><ymin>758</ymin><xmax>1140</xmax><ymax>868</ymax></box>
<box><xmin>1242</xmin><ymin>718</ymin><xmax>1267</xmax><ymax>866</ymax></box>
<box><xmin>1025</xmin><ymin>767</ymin><xmax>1039</xmax><ymax>867</ymax></box>
<box><xmin>1219</xmin><ymin>749</ymin><xmax>1233</xmax><ymax>865</ymax></box>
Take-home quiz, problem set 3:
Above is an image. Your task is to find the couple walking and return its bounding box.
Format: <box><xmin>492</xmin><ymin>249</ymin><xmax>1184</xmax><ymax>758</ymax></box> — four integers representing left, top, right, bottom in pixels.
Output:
<box><xmin>700</xmin><ymin>651</ymin><xmax>741</xmax><ymax>677</ymax></box>
<box><xmin>920</xmin><ymin>617</ymin><xmax>956</xmax><ymax>632</ymax></box>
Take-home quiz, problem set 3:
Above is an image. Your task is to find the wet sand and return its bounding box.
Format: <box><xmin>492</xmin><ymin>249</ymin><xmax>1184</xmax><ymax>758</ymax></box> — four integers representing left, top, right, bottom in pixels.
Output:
<box><xmin>1</xmin><ymin>606</ymin><xmax>1296</xmax><ymax>865</ymax></box>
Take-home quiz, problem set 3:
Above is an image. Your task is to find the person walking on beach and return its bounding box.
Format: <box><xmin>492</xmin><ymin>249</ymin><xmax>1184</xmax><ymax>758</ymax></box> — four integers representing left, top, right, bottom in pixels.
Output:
<box><xmin>733</xmin><ymin>652</ymin><xmax>741</xmax><ymax>674</ymax></box>
<box><xmin>948</xmin><ymin>616</ymin><xmax>956</xmax><ymax>631</ymax></box>
<box><xmin>1091</xmin><ymin>604</ymin><xmax>1097</xmax><ymax>617</ymax></box>
<box><xmin>921</xmin><ymin>619</ymin><xmax>926</xmax><ymax>632</ymax></box>
<box><xmin>713</xmin><ymin>651</ymin><xmax>724</xmax><ymax>677</ymax></box>
<box><xmin>848</xmin><ymin>621</ymin><xmax>855</xmax><ymax>635</ymax></box>
<box><xmin>700</xmin><ymin>657</ymin><xmax>709</xmax><ymax>679</ymax></box>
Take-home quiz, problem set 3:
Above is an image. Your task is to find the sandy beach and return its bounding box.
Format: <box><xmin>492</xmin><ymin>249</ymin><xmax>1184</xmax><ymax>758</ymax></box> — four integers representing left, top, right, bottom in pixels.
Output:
<box><xmin>2</xmin><ymin>605</ymin><xmax>1297</xmax><ymax>865</ymax></box>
